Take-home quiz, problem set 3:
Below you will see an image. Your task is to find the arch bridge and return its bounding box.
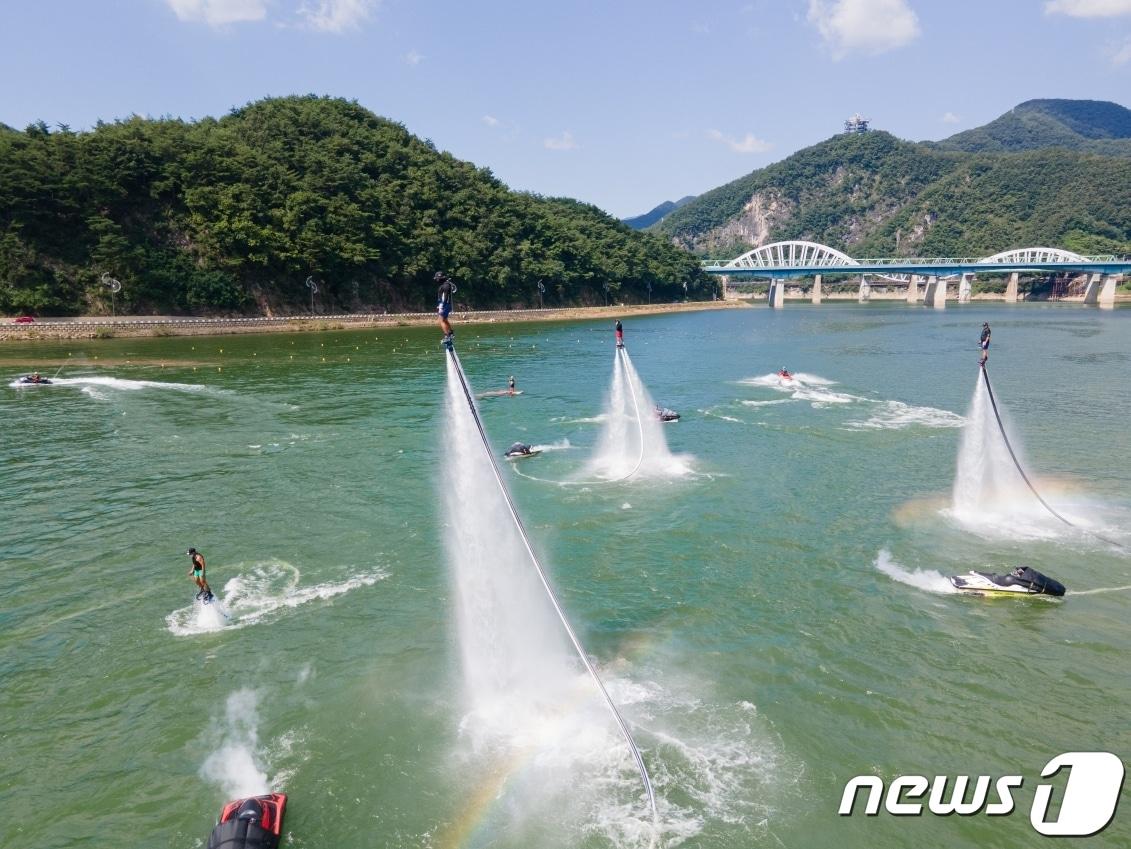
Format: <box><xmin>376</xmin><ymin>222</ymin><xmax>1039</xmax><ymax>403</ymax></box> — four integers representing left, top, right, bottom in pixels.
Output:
<box><xmin>702</xmin><ymin>241</ymin><xmax>1130</xmax><ymax>308</ymax></box>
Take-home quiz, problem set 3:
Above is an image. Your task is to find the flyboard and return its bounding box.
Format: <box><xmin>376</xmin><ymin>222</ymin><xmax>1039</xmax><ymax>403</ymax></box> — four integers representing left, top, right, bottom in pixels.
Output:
<box><xmin>443</xmin><ymin>338</ymin><xmax>660</xmax><ymax>829</ymax></box>
<box><xmin>477</xmin><ymin>389</ymin><xmax>524</xmax><ymax>398</ymax></box>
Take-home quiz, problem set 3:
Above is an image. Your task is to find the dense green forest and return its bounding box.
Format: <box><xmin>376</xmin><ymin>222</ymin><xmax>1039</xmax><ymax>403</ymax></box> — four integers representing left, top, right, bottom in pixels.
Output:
<box><xmin>0</xmin><ymin>96</ymin><xmax>709</xmax><ymax>316</ymax></box>
<box><xmin>654</xmin><ymin>100</ymin><xmax>1131</xmax><ymax>259</ymax></box>
<box><xmin>931</xmin><ymin>99</ymin><xmax>1131</xmax><ymax>155</ymax></box>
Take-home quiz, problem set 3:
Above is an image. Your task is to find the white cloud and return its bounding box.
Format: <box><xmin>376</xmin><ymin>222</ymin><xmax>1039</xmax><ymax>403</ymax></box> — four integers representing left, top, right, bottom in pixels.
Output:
<box><xmin>544</xmin><ymin>131</ymin><xmax>578</xmax><ymax>151</ymax></box>
<box><xmin>807</xmin><ymin>0</ymin><xmax>921</xmax><ymax>57</ymax></box>
<box><xmin>482</xmin><ymin>115</ymin><xmax>500</xmax><ymax>127</ymax></box>
<box><xmin>1045</xmin><ymin>0</ymin><xmax>1131</xmax><ymax>17</ymax></box>
<box><xmin>166</xmin><ymin>0</ymin><xmax>267</xmax><ymax>26</ymax></box>
<box><xmin>941</xmin><ymin>111</ymin><xmax>960</xmax><ymax>124</ymax></box>
<box><xmin>404</xmin><ymin>50</ymin><xmax>423</xmax><ymax>65</ymax></box>
<box><xmin>706</xmin><ymin>129</ymin><xmax>772</xmax><ymax>154</ymax></box>
<box><xmin>1113</xmin><ymin>40</ymin><xmax>1131</xmax><ymax>63</ymax></box>
<box><xmin>298</xmin><ymin>0</ymin><xmax>377</xmax><ymax>32</ymax></box>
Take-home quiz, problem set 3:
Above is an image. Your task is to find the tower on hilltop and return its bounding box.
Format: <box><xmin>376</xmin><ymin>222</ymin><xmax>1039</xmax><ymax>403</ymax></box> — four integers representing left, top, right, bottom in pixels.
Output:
<box><xmin>844</xmin><ymin>114</ymin><xmax>870</xmax><ymax>134</ymax></box>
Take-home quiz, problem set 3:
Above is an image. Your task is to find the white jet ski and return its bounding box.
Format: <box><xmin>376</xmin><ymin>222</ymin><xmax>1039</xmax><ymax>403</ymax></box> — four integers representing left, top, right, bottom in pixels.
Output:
<box><xmin>949</xmin><ymin>566</ymin><xmax>1065</xmax><ymax>598</ymax></box>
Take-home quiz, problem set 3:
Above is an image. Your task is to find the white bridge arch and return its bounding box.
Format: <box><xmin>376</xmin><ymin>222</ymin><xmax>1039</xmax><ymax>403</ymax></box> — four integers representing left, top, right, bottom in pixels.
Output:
<box><xmin>725</xmin><ymin>241</ymin><xmax>859</xmax><ymax>269</ymax></box>
<box><xmin>979</xmin><ymin>247</ymin><xmax>1086</xmax><ymax>264</ymax></box>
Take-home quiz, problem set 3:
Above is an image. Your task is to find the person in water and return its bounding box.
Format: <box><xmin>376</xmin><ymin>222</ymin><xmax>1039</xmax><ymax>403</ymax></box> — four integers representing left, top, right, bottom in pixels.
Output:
<box><xmin>187</xmin><ymin>548</ymin><xmax>213</xmax><ymax>601</ymax></box>
<box><xmin>979</xmin><ymin>322</ymin><xmax>991</xmax><ymax>365</ymax></box>
<box><xmin>436</xmin><ymin>271</ymin><xmax>456</xmax><ymax>349</ymax></box>
<box><xmin>779</xmin><ymin>367</ymin><xmax>792</xmax><ymax>379</ymax></box>
<box><xmin>28</xmin><ymin>371</ymin><xmax>42</xmax><ymax>383</ymax></box>
<box><xmin>615</xmin><ymin>320</ymin><xmax>624</xmax><ymax>348</ymax></box>
<box><xmin>508</xmin><ymin>375</ymin><xmax>516</xmax><ymax>395</ymax></box>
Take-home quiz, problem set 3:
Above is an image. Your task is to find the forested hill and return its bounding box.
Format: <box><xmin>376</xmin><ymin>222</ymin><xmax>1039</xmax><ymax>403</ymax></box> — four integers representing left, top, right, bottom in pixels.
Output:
<box><xmin>0</xmin><ymin>96</ymin><xmax>709</xmax><ymax>316</ymax></box>
<box><xmin>654</xmin><ymin>121</ymin><xmax>1131</xmax><ymax>259</ymax></box>
<box><xmin>932</xmin><ymin>99</ymin><xmax>1131</xmax><ymax>155</ymax></box>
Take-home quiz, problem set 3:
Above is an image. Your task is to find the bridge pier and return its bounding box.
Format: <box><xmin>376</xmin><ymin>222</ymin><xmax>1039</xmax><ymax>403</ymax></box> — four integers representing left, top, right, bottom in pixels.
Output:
<box><xmin>958</xmin><ymin>273</ymin><xmax>972</xmax><ymax>303</ymax></box>
<box><xmin>1085</xmin><ymin>274</ymin><xmax>1120</xmax><ymax>309</ymax></box>
<box><xmin>812</xmin><ymin>274</ymin><xmax>822</xmax><ymax>304</ymax></box>
<box><xmin>1004</xmin><ymin>272</ymin><xmax>1019</xmax><ymax>303</ymax></box>
<box><xmin>858</xmin><ymin>276</ymin><xmax>870</xmax><ymax>302</ymax></box>
<box><xmin>923</xmin><ymin>275</ymin><xmax>946</xmax><ymax>308</ymax></box>
<box><xmin>768</xmin><ymin>280</ymin><xmax>785</xmax><ymax>308</ymax></box>
<box><xmin>907</xmin><ymin>275</ymin><xmax>920</xmax><ymax>303</ymax></box>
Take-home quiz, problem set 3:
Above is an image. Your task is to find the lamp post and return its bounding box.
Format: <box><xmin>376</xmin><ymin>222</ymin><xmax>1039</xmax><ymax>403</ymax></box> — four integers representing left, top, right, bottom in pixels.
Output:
<box><xmin>100</xmin><ymin>272</ymin><xmax>122</xmax><ymax>317</ymax></box>
<box><xmin>305</xmin><ymin>276</ymin><xmax>319</xmax><ymax>314</ymax></box>
<box><xmin>537</xmin><ymin>279</ymin><xmax>545</xmax><ymax>309</ymax></box>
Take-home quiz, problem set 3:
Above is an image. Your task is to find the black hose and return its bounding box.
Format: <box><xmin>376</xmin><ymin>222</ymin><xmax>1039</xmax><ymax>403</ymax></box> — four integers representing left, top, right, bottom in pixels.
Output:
<box><xmin>980</xmin><ymin>364</ymin><xmax>1124</xmax><ymax>550</ymax></box>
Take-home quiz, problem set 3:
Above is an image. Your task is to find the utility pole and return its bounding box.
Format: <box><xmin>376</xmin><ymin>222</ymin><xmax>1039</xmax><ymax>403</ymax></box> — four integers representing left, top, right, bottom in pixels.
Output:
<box><xmin>537</xmin><ymin>279</ymin><xmax>545</xmax><ymax>309</ymax></box>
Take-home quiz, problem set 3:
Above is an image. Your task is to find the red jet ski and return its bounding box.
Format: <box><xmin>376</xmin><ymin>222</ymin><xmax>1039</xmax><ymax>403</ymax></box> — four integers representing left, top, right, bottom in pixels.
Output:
<box><xmin>207</xmin><ymin>793</ymin><xmax>287</xmax><ymax>849</ymax></box>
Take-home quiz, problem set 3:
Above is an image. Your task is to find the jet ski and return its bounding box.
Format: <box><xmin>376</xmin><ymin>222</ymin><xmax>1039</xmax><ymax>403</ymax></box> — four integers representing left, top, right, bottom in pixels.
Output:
<box><xmin>777</xmin><ymin>369</ymin><xmax>793</xmax><ymax>382</ymax></box>
<box><xmin>18</xmin><ymin>376</ymin><xmax>52</xmax><ymax>385</ymax></box>
<box><xmin>655</xmin><ymin>406</ymin><xmax>680</xmax><ymax>422</ymax></box>
<box><xmin>504</xmin><ymin>442</ymin><xmax>541</xmax><ymax>459</ymax></box>
<box><xmin>949</xmin><ymin>566</ymin><xmax>1066</xmax><ymax>598</ymax></box>
<box><xmin>207</xmin><ymin>793</ymin><xmax>287</xmax><ymax>849</ymax></box>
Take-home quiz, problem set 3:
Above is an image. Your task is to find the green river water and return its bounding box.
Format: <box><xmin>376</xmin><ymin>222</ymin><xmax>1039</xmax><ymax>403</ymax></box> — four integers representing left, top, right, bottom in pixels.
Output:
<box><xmin>2</xmin><ymin>304</ymin><xmax>1129</xmax><ymax>849</ymax></box>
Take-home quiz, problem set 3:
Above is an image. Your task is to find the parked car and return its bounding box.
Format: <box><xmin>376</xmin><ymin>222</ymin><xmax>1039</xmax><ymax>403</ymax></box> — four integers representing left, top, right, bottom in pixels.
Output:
<box><xmin>14</xmin><ymin>315</ymin><xmax>35</xmax><ymax>324</ymax></box>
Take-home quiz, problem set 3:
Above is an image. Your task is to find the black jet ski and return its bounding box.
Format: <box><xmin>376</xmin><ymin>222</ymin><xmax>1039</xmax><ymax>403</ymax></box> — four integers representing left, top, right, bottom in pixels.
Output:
<box><xmin>655</xmin><ymin>406</ymin><xmax>680</xmax><ymax>422</ymax></box>
<box><xmin>207</xmin><ymin>793</ymin><xmax>287</xmax><ymax>849</ymax></box>
<box><xmin>504</xmin><ymin>442</ymin><xmax>541</xmax><ymax>460</ymax></box>
<box><xmin>18</xmin><ymin>376</ymin><xmax>52</xmax><ymax>385</ymax></box>
<box><xmin>950</xmin><ymin>566</ymin><xmax>1066</xmax><ymax>598</ymax></box>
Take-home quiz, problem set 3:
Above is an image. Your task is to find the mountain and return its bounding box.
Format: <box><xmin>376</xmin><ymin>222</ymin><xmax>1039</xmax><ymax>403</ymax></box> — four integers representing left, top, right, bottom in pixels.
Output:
<box><xmin>933</xmin><ymin>99</ymin><xmax>1131</xmax><ymax>155</ymax></box>
<box><xmin>623</xmin><ymin>195</ymin><xmax>696</xmax><ymax>230</ymax></box>
<box><xmin>653</xmin><ymin>101</ymin><xmax>1131</xmax><ymax>259</ymax></box>
<box><xmin>0</xmin><ymin>96</ymin><xmax>709</xmax><ymax>316</ymax></box>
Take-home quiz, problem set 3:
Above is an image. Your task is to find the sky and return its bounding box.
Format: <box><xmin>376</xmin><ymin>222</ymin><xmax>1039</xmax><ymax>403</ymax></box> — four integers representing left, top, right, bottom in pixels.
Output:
<box><xmin>3</xmin><ymin>0</ymin><xmax>1131</xmax><ymax>218</ymax></box>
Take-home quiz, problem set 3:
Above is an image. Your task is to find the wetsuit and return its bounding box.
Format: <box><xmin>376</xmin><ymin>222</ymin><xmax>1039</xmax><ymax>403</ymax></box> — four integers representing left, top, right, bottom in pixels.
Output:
<box><xmin>615</xmin><ymin>320</ymin><xmax>623</xmax><ymax>347</ymax></box>
<box><xmin>980</xmin><ymin>326</ymin><xmax>991</xmax><ymax>350</ymax></box>
<box><xmin>437</xmin><ymin>280</ymin><xmax>454</xmax><ymax>318</ymax></box>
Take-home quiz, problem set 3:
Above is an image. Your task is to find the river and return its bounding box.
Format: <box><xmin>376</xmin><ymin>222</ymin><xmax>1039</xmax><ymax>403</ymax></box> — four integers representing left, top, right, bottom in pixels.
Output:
<box><xmin>2</xmin><ymin>303</ymin><xmax>1128</xmax><ymax>848</ymax></box>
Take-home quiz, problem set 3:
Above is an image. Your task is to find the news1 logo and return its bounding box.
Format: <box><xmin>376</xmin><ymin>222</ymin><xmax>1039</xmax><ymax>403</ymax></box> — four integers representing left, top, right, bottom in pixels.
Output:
<box><xmin>839</xmin><ymin>752</ymin><xmax>1125</xmax><ymax>837</ymax></box>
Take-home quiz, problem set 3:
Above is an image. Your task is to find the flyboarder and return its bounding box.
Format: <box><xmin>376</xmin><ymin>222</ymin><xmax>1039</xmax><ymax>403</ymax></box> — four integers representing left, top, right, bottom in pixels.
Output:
<box><xmin>979</xmin><ymin>322</ymin><xmax>991</xmax><ymax>365</ymax></box>
<box><xmin>187</xmin><ymin>548</ymin><xmax>213</xmax><ymax>601</ymax></box>
<box><xmin>436</xmin><ymin>271</ymin><xmax>456</xmax><ymax>350</ymax></box>
<box><xmin>615</xmin><ymin>319</ymin><xmax>624</xmax><ymax>348</ymax></box>
<box><xmin>508</xmin><ymin>375</ymin><xmax>516</xmax><ymax>395</ymax></box>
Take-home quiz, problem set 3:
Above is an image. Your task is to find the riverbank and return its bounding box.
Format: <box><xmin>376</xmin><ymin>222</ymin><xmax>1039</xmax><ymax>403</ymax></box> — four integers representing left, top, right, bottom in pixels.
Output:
<box><xmin>0</xmin><ymin>300</ymin><xmax>744</xmax><ymax>341</ymax></box>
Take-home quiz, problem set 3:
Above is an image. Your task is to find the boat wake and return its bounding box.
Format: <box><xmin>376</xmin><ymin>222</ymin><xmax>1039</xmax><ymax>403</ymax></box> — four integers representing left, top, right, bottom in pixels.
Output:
<box><xmin>873</xmin><ymin>549</ymin><xmax>958</xmax><ymax>595</ymax></box>
<box><xmin>740</xmin><ymin>372</ymin><xmax>963</xmax><ymax>429</ymax></box>
<box><xmin>166</xmin><ymin>561</ymin><xmax>387</xmax><ymax>635</ymax></box>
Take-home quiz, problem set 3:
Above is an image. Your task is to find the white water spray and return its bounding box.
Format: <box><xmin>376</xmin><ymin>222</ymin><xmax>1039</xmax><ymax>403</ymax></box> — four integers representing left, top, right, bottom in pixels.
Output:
<box><xmin>200</xmin><ymin>689</ymin><xmax>271</xmax><ymax>799</ymax></box>
<box><xmin>951</xmin><ymin>373</ymin><xmax>1054</xmax><ymax>533</ymax></box>
<box><xmin>443</xmin><ymin>356</ymin><xmax>584</xmax><ymax>734</ymax></box>
<box><xmin>585</xmin><ymin>350</ymin><xmax>684</xmax><ymax>480</ymax></box>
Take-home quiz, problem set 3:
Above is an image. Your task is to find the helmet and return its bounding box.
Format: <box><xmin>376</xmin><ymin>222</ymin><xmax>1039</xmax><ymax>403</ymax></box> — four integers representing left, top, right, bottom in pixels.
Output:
<box><xmin>983</xmin><ymin>322</ymin><xmax>989</xmax><ymax>326</ymax></box>
<box><xmin>187</xmin><ymin>548</ymin><xmax>197</xmax><ymax>555</ymax></box>
<box><xmin>434</xmin><ymin>271</ymin><xmax>449</xmax><ymax>282</ymax></box>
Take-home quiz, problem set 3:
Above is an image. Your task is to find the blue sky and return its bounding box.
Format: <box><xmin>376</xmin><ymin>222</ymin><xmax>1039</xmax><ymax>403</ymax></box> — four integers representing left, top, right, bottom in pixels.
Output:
<box><xmin>3</xmin><ymin>0</ymin><xmax>1131</xmax><ymax>217</ymax></box>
